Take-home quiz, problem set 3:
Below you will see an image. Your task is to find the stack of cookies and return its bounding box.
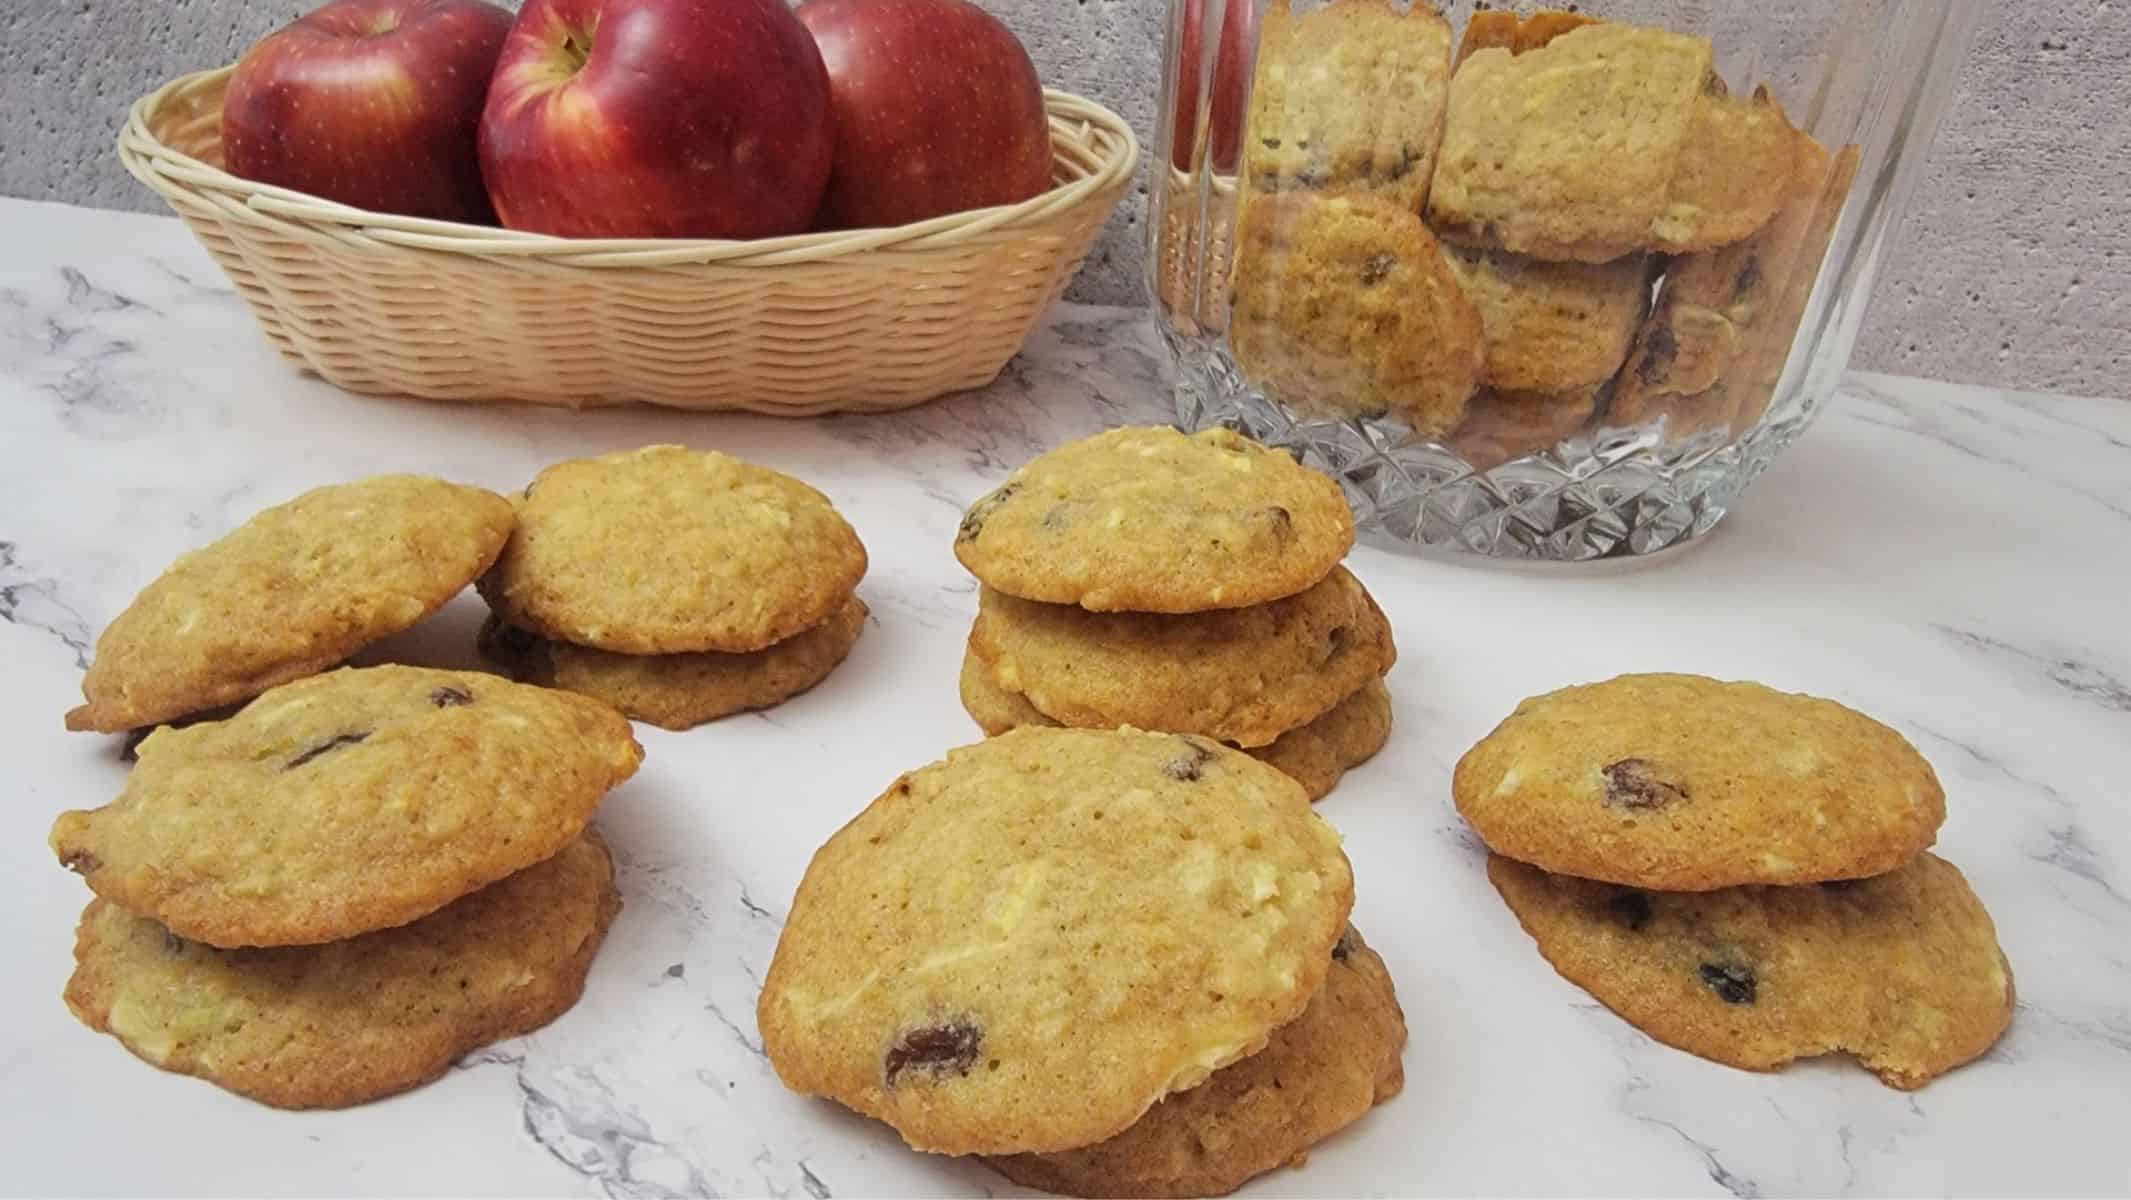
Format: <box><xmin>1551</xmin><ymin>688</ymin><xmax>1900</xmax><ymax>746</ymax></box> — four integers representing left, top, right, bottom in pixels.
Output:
<box><xmin>758</xmin><ymin>727</ymin><xmax>1407</xmax><ymax>1197</ymax></box>
<box><xmin>1209</xmin><ymin>1</ymin><xmax>1860</xmax><ymax>461</ymax></box>
<box><xmin>476</xmin><ymin>444</ymin><xmax>870</xmax><ymax>730</ymax></box>
<box><xmin>954</xmin><ymin>425</ymin><xmax>1396</xmax><ymax>802</ymax></box>
<box><xmin>1454</xmin><ymin>673</ymin><xmax>2016</xmax><ymax>1089</ymax></box>
<box><xmin>49</xmin><ymin>664</ymin><xmax>641</xmax><ymax>1107</ymax></box>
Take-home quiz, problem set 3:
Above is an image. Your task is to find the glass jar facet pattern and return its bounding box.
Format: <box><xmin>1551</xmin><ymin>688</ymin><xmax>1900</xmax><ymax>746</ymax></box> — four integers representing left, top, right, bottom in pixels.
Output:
<box><xmin>1150</xmin><ymin>0</ymin><xmax>1979</xmax><ymax>560</ymax></box>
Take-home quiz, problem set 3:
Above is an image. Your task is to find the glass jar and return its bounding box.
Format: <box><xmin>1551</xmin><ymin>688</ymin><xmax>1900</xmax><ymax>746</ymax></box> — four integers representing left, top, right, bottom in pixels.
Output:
<box><xmin>1150</xmin><ymin>0</ymin><xmax>1979</xmax><ymax>560</ymax></box>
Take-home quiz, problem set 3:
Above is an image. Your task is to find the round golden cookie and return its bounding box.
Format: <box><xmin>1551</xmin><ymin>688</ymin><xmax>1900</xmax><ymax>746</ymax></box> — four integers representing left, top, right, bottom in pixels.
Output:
<box><xmin>985</xmin><ymin>924</ymin><xmax>1407</xmax><ymax>1198</ymax></box>
<box><xmin>66</xmin><ymin>474</ymin><xmax>514</xmax><ymax>733</ymax></box>
<box><xmin>477</xmin><ymin>596</ymin><xmax>868</xmax><ymax>731</ymax></box>
<box><xmin>49</xmin><ymin>665</ymin><xmax>642</xmax><ymax>948</ymax></box>
<box><xmin>1453</xmin><ymin>674</ymin><xmax>1945</xmax><ymax>891</ymax></box>
<box><xmin>756</xmin><ymin>727</ymin><xmax>1354</xmax><ymax>1156</ymax></box>
<box><xmin>64</xmin><ymin>832</ymin><xmax>621</xmax><ymax>1109</ymax></box>
<box><xmin>953</xmin><ymin>426</ymin><xmax>1354</xmax><ymax>614</ymax></box>
<box><xmin>959</xmin><ymin>650</ymin><xmax>1392</xmax><ymax>802</ymax></box>
<box><xmin>969</xmin><ymin>567</ymin><xmax>1394</xmax><ymax>749</ymax></box>
<box><xmin>479</xmin><ymin>445</ymin><xmax>867</xmax><ymax>654</ymax></box>
<box><xmin>1488</xmin><ymin>852</ymin><xmax>2014</xmax><ymax>1090</ymax></box>
<box><xmin>1229</xmin><ymin>191</ymin><xmax>1484</xmax><ymax>436</ymax></box>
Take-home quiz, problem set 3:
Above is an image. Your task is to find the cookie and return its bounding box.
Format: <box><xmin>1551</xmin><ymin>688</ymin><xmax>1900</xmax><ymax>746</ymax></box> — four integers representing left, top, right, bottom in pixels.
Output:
<box><xmin>1230</xmin><ymin>191</ymin><xmax>1483</xmax><ymax>433</ymax></box>
<box><xmin>1488</xmin><ymin>852</ymin><xmax>2014</xmax><ymax>1089</ymax></box>
<box><xmin>50</xmin><ymin>665</ymin><xmax>642</xmax><ymax>948</ymax></box>
<box><xmin>961</xmin><ymin>650</ymin><xmax>1393</xmax><ymax>802</ymax></box>
<box><xmin>985</xmin><ymin>925</ymin><xmax>1406</xmax><ymax>1198</ymax></box>
<box><xmin>757</xmin><ymin>727</ymin><xmax>1354</xmax><ymax>1156</ymax></box>
<box><xmin>954</xmin><ymin>426</ymin><xmax>1354</xmax><ymax>614</ymax></box>
<box><xmin>1453</xmin><ymin>8</ymin><xmax>1595</xmax><ymax>66</ymax></box>
<box><xmin>1446</xmin><ymin>385</ymin><xmax>1602</xmax><ymax>470</ymax></box>
<box><xmin>1427</xmin><ymin>24</ymin><xmax>1715</xmax><ymax>263</ymax></box>
<box><xmin>66</xmin><ymin>475</ymin><xmax>513</xmax><ymax>733</ymax></box>
<box><xmin>479</xmin><ymin>445</ymin><xmax>866</xmax><ymax>655</ymax></box>
<box><xmin>971</xmin><ymin>566</ymin><xmax>1395</xmax><ymax>749</ymax></box>
<box><xmin>478</xmin><ymin>596</ymin><xmax>867</xmax><ymax>731</ymax></box>
<box><xmin>1442</xmin><ymin>246</ymin><xmax>1652</xmax><ymax>394</ymax></box>
<box><xmin>64</xmin><ymin>832</ymin><xmax>620</xmax><ymax>1109</ymax></box>
<box><xmin>1453</xmin><ymin>674</ymin><xmax>1945</xmax><ymax>891</ymax></box>
<box><xmin>1655</xmin><ymin>78</ymin><xmax>1798</xmax><ymax>255</ymax></box>
<box><xmin>1242</xmin><ymin>0</ymin><xmax>1454</xmax><ymax>212</ymax></box>
<box><xmin>1723</xmin><ymin>142</ymin><xmax>1861</xmax><ymax>433</ymax></box>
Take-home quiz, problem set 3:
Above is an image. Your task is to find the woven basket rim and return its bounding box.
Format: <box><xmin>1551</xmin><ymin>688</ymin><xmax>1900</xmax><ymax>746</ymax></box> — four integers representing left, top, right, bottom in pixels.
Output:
<box><xmin>119</xmin><ymin>64</ymin><xmax>1140</xmax><ymax>269</ymax></box>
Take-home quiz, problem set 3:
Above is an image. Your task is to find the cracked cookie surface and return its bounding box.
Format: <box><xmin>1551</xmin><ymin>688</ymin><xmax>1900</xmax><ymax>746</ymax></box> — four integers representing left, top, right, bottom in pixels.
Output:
<box><xmin>954</xmin><ymin>426</ymin><xmax>1353</xmax><ymax>614</ymax></box>
<box><xmin>478</xmin><ymin>596</ymin><xmax>867</xmax><ymax>731</ymax></box>
<box><xmin>67</xmin><ymin>474</ymin><xmax>513</xmax><ymax>733</ymax></box>
<box><xmin>50</xmin><ymin>665</ymin><xmax>642</xmax><ymax>948</ymax></box>
<box><xmin>970</xmin><ymin>566</ymin><xmax>1394</xmax><ymax>749</ymax></box>
<box><xmin>986</xmin><ymin>924</ymin><xmax>1406</xmax><ymax>1197</ymax></box>
<box><xmin>960</xmin><ymin>650</ymin><xmax>1392</xmax><ymax>802</ymax></box>
<box><xmin>757</xmin><ymin>727</ymin><xmax>1353</xmax><ymax>1156</ymax></box>
<box><xmin>1488</xmin><ymin>852</ymin><xmax>2013</xmax><ymax>1089</ymax></box>
<box><xmin>480</xmin><ymin>444</ymin><xmax>866</xmax><ymax>654</ymax></box>
<box><xmin>64</xmin><ymin>832</ymin><xmax>620</xmax><ymax>1109</ymax></box>
<box><xmin>1454</xmin><ymin>673</ymin><xmax>1944</xmax><ymax>890</ymax></box>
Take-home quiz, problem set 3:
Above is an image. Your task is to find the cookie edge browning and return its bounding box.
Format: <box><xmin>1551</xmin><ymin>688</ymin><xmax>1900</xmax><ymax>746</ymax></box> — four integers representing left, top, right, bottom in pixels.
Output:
<box><xmin>1485</xmin><ymin>853</ymin><xmax>2016</xmax><ymax>1089</ymax></box>
<box><xmin>982</xmin><ymin>925</ymin><xmax>1408</xmax><ymax>1198</ymax></box>
<box><xmin>1451</xmin><ymin>673</ymin><xmax>1947</xmax><ymax>891</ymax></box>
<box><xmin>65</xmin><ymin>477</ymin><xmax>517</xmax><ymax>733</ymax></box>
<box><xmin>757</xmin><ymin>728</ymin><xmax>1354</xmax><ymax>1156</ymax></box>
<box><xmin>62</xmin><ymin>831</ymin><xmax>624</xmax><ymax>1110</ymax></box>
<box><xmin>50</xmin><ymin>667</ymin><xmax>645</xmax><ymax>948</ymax></box>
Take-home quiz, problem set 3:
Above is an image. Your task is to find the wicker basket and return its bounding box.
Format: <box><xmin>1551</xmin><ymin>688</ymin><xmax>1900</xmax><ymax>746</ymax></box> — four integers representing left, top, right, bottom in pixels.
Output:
<box><xmin>118</xmin><ymin>67</ymin><xmax>1138</xmax><ymax>415</ymax></box>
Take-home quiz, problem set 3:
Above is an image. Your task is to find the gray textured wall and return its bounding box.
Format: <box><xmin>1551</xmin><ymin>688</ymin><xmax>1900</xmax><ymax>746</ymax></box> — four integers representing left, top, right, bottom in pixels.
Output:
<box><xmin>4</xmin><ymin>0</ymin><xmax>2126</xmax><ymax>397</ymax></box>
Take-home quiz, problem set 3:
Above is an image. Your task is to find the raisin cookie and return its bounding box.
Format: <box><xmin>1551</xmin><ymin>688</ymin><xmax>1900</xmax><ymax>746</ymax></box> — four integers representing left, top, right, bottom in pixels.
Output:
<box><xmin>1488</xmin><ymin>853</ymin><xmax>2014</xmax><ymax>1089</ymax></box>
<box><xmin>971</xmin><ymin>567</ymin><xmax>1395</xmax><ymax>749</ymax></box>
<box><xmin>985</xmin><ymin>925</ymin><xmax>1406</xmax><ymax>1198</ymax></box>
<box><xmin>757</xmin><ymin>727</ymin><xmax>1354</xmax><ymax>1156</ymax></box>
<box><xmin>480</xmin><ymin>445</ymin><xmax>866</xmax><ymax>655</ymax></box>
<box><xmin>478</xmin><ymin>596</ymin><xmax>867</xmax><ymax>731</ymax></box>
<box><xmin>1454</xmin><ymin>674</ymin><xmax>1945</xmax><ymax>891</ymax></box>
<box><xmin>1442</xmin><ymin>246</ymin><xmax>1652</xmax><ymax>395</ymax></box>
<box><xmin>1231</xmin><ymin>191</ymin><xmax>1484</xmax><ymax>433</ymax></box>
<box><xmin>1243</xmin><ymin>0</ymin><xmax>1454</xmax><ymax>212</ymax></box>
<box><xmin>65</xmin><ymin>832</ymin><xmax>621</xmax><ymax>1109</ymax></box>
<box><xmin>954</xmin><ymin>426</ymin><xmax>1354</xmax><ymax>614</ymax></box>
<box><xmin>66</xmin><ymin>475</ymin><xmax>513</xmax><ymax>733</ymax></box>
<box><xmin>1721</xmin><ymin>142</ymin><xmax>1862</xmax><ymax>434</ymax></box>
<box><xmin>961</xmin><ymin>651</ymin><xmax>1393</xmax><ymax>802</ymax></box>
<box><xmin>50</xmin><ymin>665</ymin><xmax>642</xmax><ymax>948</ymax></box>
<box><xmin>1428</xmin><ymin>24</ymin><xmax>1715</xmax><ymax>262</ymax></box>
<box><xmin>1446</xmin><ymin>385</ymin><xmax>1603</xmax><ymax>471</ymax></box>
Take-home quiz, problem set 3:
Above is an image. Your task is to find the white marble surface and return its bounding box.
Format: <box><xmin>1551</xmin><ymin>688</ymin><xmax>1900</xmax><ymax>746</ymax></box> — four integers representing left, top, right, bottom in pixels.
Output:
<box><xmin>3</xmin><ymin>195</ymin><xmax>2129</xmax><ymax>1198</ymax></box>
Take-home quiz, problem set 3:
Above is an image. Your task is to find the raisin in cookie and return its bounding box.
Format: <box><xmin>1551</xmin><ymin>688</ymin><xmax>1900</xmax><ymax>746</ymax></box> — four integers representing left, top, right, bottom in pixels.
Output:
<box><xmin>954</xmin><ymin>426</ymin><xmax>1353</xmax><ymax>614</ymax></box>
<box><xmin>1442</xmin><ymin>246</ymin><xmax>1652</xmax><ymax>394</ymax></box>
<box><xmin>757</xmin><ymin>727</ymin><xmax>1354</xmax><ymax>1156</ymax></box>
<box><xmin>1243</xmin><ymin>0</ymin><xmax>1454</xmax><ymax>212</ymax></box>
<box><xmin>66</xmin><ymin>475</ymin><xmax>513</xmax><ymax>733</ymax></box>
<box><xmin>1231</xmin><ymin>191</ymin><xmax>1483</xmax><ymax>433</ymax></box>
<box><xmin>985</xmin><ymin>925</ymin><xmax>1406</xmax><ymax>1198</ymax></box>
<box><xmin>961</xmin><ymin>650</ymin><xmax>1393</xmax><ymax>802</ymax></box>
<box><xmin>478</xmin><ymin>596</ymin><xmax>867</xmax><ymax>731</ymax></box>
<box><xmin>65</xmin><ymin>832</ymin><xmax>620</xmax><ymax>1109</ymax></box>
<box><xmin>1453</xmin><ymin>673</ymin><xmax>1945</xmax><ymax>891</ymax></box>
<box><xmin>50</xmin><ymin>665</ymin><xmax>642</xmax><ymax>948</ymax></box>
<box><xmin>971</xmin><ymin>567</ymin><xmax>1395</xmax><ymax>749</ymax></box>
<box><xmin>1488</xmin><ymin>853</ymin><xmax>2014</xmax><ymax>1089</ymax></box>
<box><xmin>1428</xmin><ymin>24</ymin><xmax>1714</xmax><ymax>262</ymax></box>
<box><xmin>480</xmin><ymin>445</ymin><xmax>866</xmax><ymax>655</ymax></box>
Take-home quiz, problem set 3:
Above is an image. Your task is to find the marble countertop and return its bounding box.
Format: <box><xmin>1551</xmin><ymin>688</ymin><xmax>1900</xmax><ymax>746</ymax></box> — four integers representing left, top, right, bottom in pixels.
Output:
<box><xmin>4</xmin><ymin>196</ymin><xmax>2128</xmax><ymax>1197</ymax></box>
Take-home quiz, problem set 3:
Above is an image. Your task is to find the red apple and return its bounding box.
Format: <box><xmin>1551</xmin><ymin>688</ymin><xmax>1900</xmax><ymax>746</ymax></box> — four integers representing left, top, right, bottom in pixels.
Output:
<box><xmin>1172</xmin><ymin>0</ymin><xmax>1256</xmax><ymax>172</ymax></box>
<box><xmin>222</xmin><ymin>0</ymin><xmax>513</xmax><ymax>223</ymax></box>
<box><xmin>479</xmin><ymin>0</ymin><xmax>834</xmax><ymax>239</ymax></box>
<box><xmin>796</xmin><ymin>0</ymin><xmax>1052</xmax><ymax>230</ymax></box>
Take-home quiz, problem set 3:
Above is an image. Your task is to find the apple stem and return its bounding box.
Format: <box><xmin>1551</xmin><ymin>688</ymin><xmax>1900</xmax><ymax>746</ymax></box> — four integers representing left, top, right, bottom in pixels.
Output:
<box><xmin>560</xmin><ymin>30</ymin><xmax>593</xmax><ymax>72</ymax></box>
